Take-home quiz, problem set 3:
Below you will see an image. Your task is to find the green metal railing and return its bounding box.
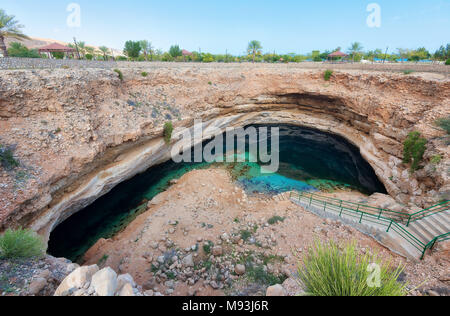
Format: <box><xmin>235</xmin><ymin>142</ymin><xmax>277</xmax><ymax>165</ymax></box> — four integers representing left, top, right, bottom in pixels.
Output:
<box><xmin>420</xmin><ymin>232</ymin><xmax>450</xmax><ymax>260</ymax></box>
<box><xmin>406</xmin><ymin>201</ymin><xmax>450</xmax><ymax>226</ymax></box>
<box><xmin>290</xmin><ymin>191</ymin><xmax>449</xmax><ymax>260</ymax></box>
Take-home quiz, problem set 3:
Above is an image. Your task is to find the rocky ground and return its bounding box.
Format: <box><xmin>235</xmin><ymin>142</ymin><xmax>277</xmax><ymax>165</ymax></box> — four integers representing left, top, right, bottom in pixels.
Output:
<box><xmin>80</xmin><ymin>168</ymin><xmax>449</xmax><ymax>296</ymax></box>
<box><xmin>0</xmin><ymin>255</ymin><xmax>74</xmax><ymax>296</ymax></box>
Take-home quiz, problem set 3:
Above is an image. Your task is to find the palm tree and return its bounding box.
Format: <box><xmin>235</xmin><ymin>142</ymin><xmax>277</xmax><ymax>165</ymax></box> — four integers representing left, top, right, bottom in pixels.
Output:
<box><xmin>99</xmin><ymin>46</ymin><xmax>109</xmax><ymax>61</ymax></box>
<box><xmin>77</xmin><ymin>41</ymin><xmax>86</xmax><ymax>58</ymax></box>
<box><xmin>348</xmin><ymin>42</ymin><xmax>364</xmax><ymax>63</ymax></box>
<box><xmin>0</xmin><ymin>9</ymin><xmax>30</xmax><ymax>57</ymax></box>
<box><xmin>139</xmin><ymin>40</ymin><xmax>153</xmax><ymax>61</ymax></box>
<box><xmin>247</xmin><ymin>40</ymin><xmax>262</xmax><ymax>63</ymax></box>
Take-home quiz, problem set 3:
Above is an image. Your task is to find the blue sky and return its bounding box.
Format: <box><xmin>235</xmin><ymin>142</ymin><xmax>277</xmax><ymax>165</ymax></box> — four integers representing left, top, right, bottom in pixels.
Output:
<box><xmin>2</xmin><ymin>0</ymin><xmax>449</xmax><ymax>55</ymax></box>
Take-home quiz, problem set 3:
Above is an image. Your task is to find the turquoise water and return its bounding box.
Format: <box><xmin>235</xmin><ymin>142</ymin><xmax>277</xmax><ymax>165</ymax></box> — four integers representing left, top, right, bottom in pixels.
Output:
<box><xmin>48</xmin><ymin>125</ymin><xmax>386</xmax><ymax>262</ymax></box>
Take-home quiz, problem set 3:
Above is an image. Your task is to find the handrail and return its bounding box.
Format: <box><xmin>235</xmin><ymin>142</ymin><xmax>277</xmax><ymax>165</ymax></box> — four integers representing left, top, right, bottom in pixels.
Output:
<box><xmin>295</xmin><ymin>191</ymin><xmax>411</xmax><ymax>222</ymax></box>
<box><xmin>290</xmin><ymin>191</ymin><xmax>448</xmax><ymax>260</ymax></box>
<box><xmin>407</xmin><ymin>201</ymin><xmax>450</xmax><ymax>226</ymax></box>
<box><xmin>420</xmin><ymin>232</ymin><xmax>450</xmax><ymax>260</ymax></box>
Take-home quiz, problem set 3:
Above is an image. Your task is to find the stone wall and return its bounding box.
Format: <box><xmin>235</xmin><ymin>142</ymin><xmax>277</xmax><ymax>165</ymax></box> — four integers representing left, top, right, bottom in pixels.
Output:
<box><xmin>0</xmin><ymin>57</ymin><xmax>117</xmax><ymax>70</ymax></box>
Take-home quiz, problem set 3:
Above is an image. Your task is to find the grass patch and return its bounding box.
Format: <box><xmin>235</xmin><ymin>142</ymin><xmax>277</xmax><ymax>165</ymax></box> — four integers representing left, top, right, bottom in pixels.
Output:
<box><xmin>163</xmin><ymin>121</ymin><xmax>174</xmax><ymax>144</ymax></box>
<box><xmin>268</xmin><ymin>216</ymin><xmax>285</xmax><ymax>225</ymax></box>
<box><xmin>203</xmin><ymin>241</ymin><xmax>214</xmax><ymax>255</ymax></box>
<box><xmin>0</xmin><ymin>228</ymin><xmax>45</xmax><ymax>260</ymax></box>
<box><xmin>240</xmin><ymin>230</ymin><xmax>252</xmax><ymax>242</ymax></box>
<box><xmin>403</xmin><ymin>131</ymin><xmax>427</xmax><ymax>172</ymax></box>
<box><xmin>430</xmin><ymin>155</ymin><xmax>442</xmax><ymax>165</ymax></box>
<box><xmin>247</xmin><ymin>264</ymin><xmax>287</xmax><ymax>286</ymax></box>
<box><xmin>113</xmin><ymin>69</ymin><xmax>123</xmax><ymax>81</ymax></box>
<box><xmin>324</xmin><ymin>70</ymin><xmax>333</xmax><ymax>81</ymax></box>
<box><xmin>402</xmin><ymin>70</ymin><xmax>414</xmax><ymax>75</ymax></box>
<box><xmin>298</xmin><ymin>240</ymin><xmax>407</xmax><ymax>296</ymax></box>
<box><xmin>435</xmin><ymin>116</ymin><xmax>450</xmax><ymax>135</ymax></box>
<box><xmin>0</xmin><ymin>145</ymin><xmax>19</xmax><ymax>170</ymax></box>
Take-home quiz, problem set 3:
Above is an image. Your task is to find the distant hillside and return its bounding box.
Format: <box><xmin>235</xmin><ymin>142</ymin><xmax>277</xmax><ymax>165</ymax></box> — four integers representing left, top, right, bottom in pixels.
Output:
<box><xmin>5</xmin><ymin>37</ymin><xmax>124</xmax><ymax>57</ymax></box>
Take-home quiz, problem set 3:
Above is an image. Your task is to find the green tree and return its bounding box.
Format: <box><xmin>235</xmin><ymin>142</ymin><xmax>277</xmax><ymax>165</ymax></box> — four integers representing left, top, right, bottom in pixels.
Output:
<box><xmin>7</xmin><ymin>42</ymin><xmax>40</xmax><ymax>58</ymax></box>
<box><xmin>0</xmin><ymin>9</ymin><xmax>30</xmax><ymax>57</ymax></box>
<box><xmin>99</xmin><ymin>46</ymin><xmax>109</xmax><ymax>60</ymax></box>
<box><xmin>348</xmin><ymin>42</ymin><xmax>364</xmax><ymax>62</ymax></box>
<box><xmin>139</xmin><ymin>40</ymin><xmax>153</xmax><ymax>61</ymax></box>
<box><xmin>169</xmin><ymin>45</ymin><xmax>182</xmax><ymax>58</ymax></box>
<box><xmin>124</xmin><ymin>41</ymin><xmax>142</xmax><ymax>59</ymax></box>
<box><xmin>247</xmin><ymin>40</ymin><xmax>262</xmax><ymax>63</ymax></box>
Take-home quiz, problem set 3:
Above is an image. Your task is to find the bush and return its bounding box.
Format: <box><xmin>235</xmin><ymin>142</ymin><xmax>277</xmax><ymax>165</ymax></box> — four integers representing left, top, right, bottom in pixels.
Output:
<box><xmin>163</xmin><ymin>121</ymin><xmax>174</xmax><ymax>144</ymax></box>
<box><xmin>298</xmin><ymin>240</ymin><xmax>407</xmax><ymax>296</ymax></box>
<box><xmin>141</xmin><ymin>72</ymin><xmax>148</xmax><ymax>77</ymax></box>
<box><xmin>268</xmin><ymin>216</ymin><xmax>285</xmax><ymax>225</ymax></box>
<box><xmin>324</xmin><ymin>70</ymin><xmax>333</xmax><ymax>81</ymax></box>
<box><xmin>446</xmin><ymin>59</ymin><xmax>450</xmax><ymax>65</ymax></box>
<box><xmin>0</xmin><ymin>145</ymin><xmax>19</xmax><ymax>170</ymax></box>
<box><xmin>0</xmin><ymin>228</ymin><xmax>46</xmax><ymax>259</ymax></box>
<box><xmin>113</xmin><ymin>69</ymin><xmax>123</xmax><ymax>81</ymax></box>
<box><xmin>85</xmin><ymin>53</ymin><xmax>93</xmax><ymax>60</ymax></box>
<box><xmin>435</xmin><ymin>116</ymin><xmax>450</xmax><ymax>134</ymax></box>
<box><xmin>7</xmin><ymin>42</ymin><xmax>41</xmax><ymax>58</ymax></box>
<box><xmin>403</xmin><ymin>131</ymin><xmax>427</xmax><ymax>172</ymax></box>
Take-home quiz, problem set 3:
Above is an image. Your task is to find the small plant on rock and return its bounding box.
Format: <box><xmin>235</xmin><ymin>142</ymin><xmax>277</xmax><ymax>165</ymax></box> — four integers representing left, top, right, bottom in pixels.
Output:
<box><xmin>403</xmin><ymin>131</ymin><xmax>427</xmax><ymax>172</ymax></box>
<box><xmin>163</xmin><ymin>121</ymin><xmax>174</xmax><ymax>144</ymax></box>
<box><xmin>113</xmin><ymin>69</ymin><xmax>123</xmax><ymax>81</ymax></box>
<box><xmin>0</xmin><ymin>145</ymin><xmax>19</xmax><ymax>170</ymax></box>
<box><xmin>268</xmin><ymin>216</ymin><xmax>285</xmax><ymax>225</ymax></box>
<box><xmin>324</xmin><ymin>70</ymin><xmax>333</xmax><ymax>81</ymax></box>
<box><xmin>0</xmin><ymin>228</ymin><xmax>45</xmax><ymax>259</ymax></box>
<box><xmin>435</xmin><ymin>116</ymin><xmax>450</xmax><ymax>135</ymax></box>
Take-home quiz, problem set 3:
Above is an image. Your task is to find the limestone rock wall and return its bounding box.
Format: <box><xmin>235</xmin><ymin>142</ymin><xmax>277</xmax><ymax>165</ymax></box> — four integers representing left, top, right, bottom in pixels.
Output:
<box><xmin>0</xmin><ymin>64</ymin><xmax>448</xmax><ymax>241</ymax></box>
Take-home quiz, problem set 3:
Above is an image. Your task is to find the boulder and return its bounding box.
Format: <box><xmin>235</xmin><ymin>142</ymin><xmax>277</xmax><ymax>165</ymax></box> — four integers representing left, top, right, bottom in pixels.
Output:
<box><xmin>182</xmin><ymin>254</ymin><xmax>194</xmax><ymax>267</ymax></box>
<box><xmin>235</xmin><ymin>264</ymin><xmax>246</xmax><ymax>275</ymax></box>
<box><xmin>29</xmin><ymin>277</ymin><xmax>47</xmax><ymax>295</ymax></box>
<box><xmin>117</xmin><ymin>273</ymin><xmax>136</xmax><ymax>290</ymax></box>
<box><xmin>91</xmin><ymin>267</ymin><xmax>118</xmax><ymax>296</ymax></box>
<box><xmin>54</xmin><ymin>265</ymin><xmax>99</xmax><ymax>296</ymax></box>
<box><xmin>266</xmin><ymin>284</ymin><xmax>286</xmax><ymax>296</ymax></box>
<box><xmin>117</xmin><ymin>283</ymin><xmax>134</xmax><ymax>296</ymax></box>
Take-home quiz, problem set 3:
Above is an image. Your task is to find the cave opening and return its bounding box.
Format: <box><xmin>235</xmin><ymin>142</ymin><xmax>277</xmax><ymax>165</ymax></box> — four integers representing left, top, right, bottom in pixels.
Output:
<box><xmin>48</xmin><ymin>124</ymin><xmax>386</xmax><ymax>262</ymax></box>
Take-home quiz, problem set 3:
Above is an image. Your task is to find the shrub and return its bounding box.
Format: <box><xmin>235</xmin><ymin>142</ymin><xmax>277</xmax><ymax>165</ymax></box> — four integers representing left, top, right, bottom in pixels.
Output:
<box><xmin>435</xmin><ymin>116</ymin><xmax>450</xmax><ymax>134</ymax></box>
<box><xmin>430</xmin><ymin>155</ymin><xmax>442</xmax><ymax>165</ymax></box>
<box><xmin>446</xmin><ymin>59</ymin><xmax>450</xmax><ymax>65</ymax></box>
<box><xmin>113</xmin><ymin>69</ymin><xmax>123</xmax><ymax>81</ymax></box>
<box><xmin>7</xmin><ymin>42</ymin><xmax>41</xmax><ymax>58</ymax></box>
<box><xmin>141</xmin><ymin>72</ymin><xmax>148</xmax><ymax>77</ymax></box>
<box><xmin>268</xmin><ymin>216</ymin><xmax>285</xmax><ymax>225</ymax></box>
<box><xmin>324</xmin><ymin>70</ymin><xmax>333</xmax><ymax>81</ymax></box>
<box><xmin>403</xmin><ymin>131</ymin><xmax>427</xmax><ymax>172</ymax></box>
<box><xmin>85</xmin><ymin>53</ymin><xmax>93</xmax><ymax>60</ymax></box>
<box><xmin>163</xmin><ymin>121</ymin><xmax>174</xmax><ymax>144</ymax></box>
<box><xmin>403</xmin><ymin>70</ymin><xmax>414</xmax><ymax>75</ymax></box>
<box><xmin>0</xmin><ymin>228</ymin><xmax>46</xmax><ymax>259</ymax></box>
<box><xmin>298</xmin><ymin>240</ymin><xmax>407</xmax><ymax>296</ymax></box>
<box><xmin>0</xmin><ymin>145</ymin><xmax>19</xmax><ymax>170</ymax></box>
<box><xmin>203</xmin><ymin>241</ymin><xmax>214</xmax><ymax>254</ymax></box>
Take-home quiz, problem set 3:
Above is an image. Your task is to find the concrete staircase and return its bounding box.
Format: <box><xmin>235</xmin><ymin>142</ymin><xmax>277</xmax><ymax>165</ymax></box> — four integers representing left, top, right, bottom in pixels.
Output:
<box><xmin>408</xmin><ymin>211</ymin><xmax>450</xmax><ymax>247</ymax></box>
<box><xmin>288</xmin><ymin>191</ymin><xmax>450</xmax><ymax>260</ymax></box>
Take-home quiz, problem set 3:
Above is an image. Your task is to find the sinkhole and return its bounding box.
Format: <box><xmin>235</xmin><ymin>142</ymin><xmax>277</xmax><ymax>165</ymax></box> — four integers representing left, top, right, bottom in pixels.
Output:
<box><xmin>48</xmin><ymin>124</ymin><xmax>386</xmax><ymax>262</ymax></box>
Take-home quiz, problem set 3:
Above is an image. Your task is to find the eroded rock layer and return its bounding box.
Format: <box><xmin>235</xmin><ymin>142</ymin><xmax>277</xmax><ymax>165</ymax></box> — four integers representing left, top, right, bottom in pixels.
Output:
<box><xmin>0</xmin><ymin>64</ymin><xmax>449</xmax><ymax>242</ymax></box>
